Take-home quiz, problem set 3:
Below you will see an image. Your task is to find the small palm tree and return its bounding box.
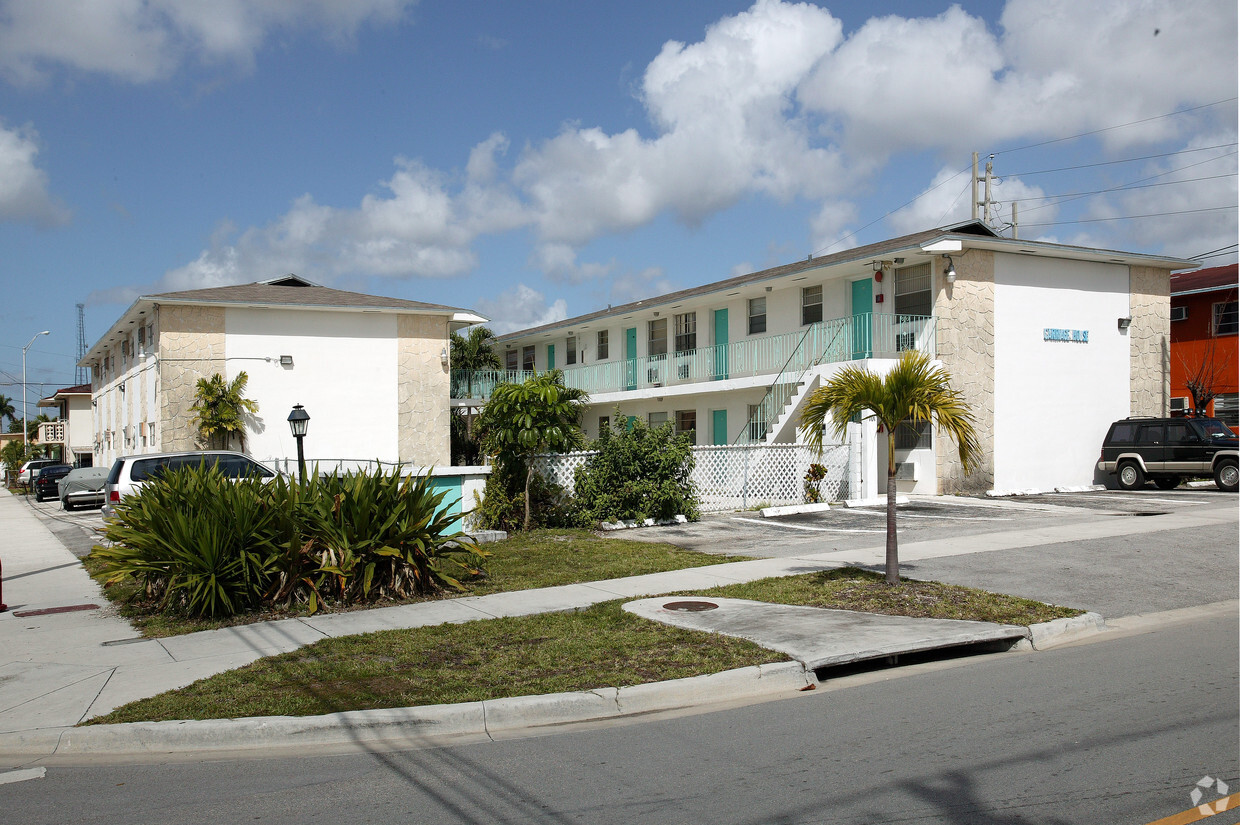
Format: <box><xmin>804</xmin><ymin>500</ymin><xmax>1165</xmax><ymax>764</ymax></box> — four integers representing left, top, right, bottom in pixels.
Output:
<box><xmin>190</xmin><ymin>372</ymin><xmax>259</xmax><ymax>451</ymax></box>
<box><xmin>800</xmin><ymin>350</ymin><xmax>980</xmax><ymax>584</ymax></box>
<box><xmin>450</xmin><ymin>326</ymin><xmax>502</xmax><ymax>397</ymax></box>
<box><xmin>0</xmin><ymin>394</ymin><xmax>15</xmax><ymax>428</ymax></box>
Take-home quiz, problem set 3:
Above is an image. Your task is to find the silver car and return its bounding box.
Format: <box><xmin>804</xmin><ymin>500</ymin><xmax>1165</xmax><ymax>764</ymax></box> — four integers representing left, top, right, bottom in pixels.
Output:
<box><xmin>102</xmin><ymin>450</ymin><xmax>277</xmax><ymax>516</ymax></box>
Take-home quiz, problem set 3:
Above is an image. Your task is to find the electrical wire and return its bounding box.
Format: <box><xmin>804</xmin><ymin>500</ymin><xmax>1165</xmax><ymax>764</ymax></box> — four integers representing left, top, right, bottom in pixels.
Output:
<box><xmin>1004</xmin><ymin>142</ymin><xmax>1237</xmax><ymax>177</ymax></box>
<box><xmin>1189</xmin><ymin>243</ymin><xmax>1239</xmax><ymax>261</ymax></box>
<box><xmin>1019</xmin><ymin>204</ymin><xmax>1237</xmax><ymax>228</ymax></box>
<box><xmin>991</xmin><ymin>98</ymin><xmax>1237</xmax><ymax>155</ymax></box>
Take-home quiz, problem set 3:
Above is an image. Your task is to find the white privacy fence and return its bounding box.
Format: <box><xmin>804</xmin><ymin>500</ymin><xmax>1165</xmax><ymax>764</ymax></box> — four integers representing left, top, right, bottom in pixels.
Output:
<box><xmin>534</xmin><ymin>440</ymin><xmax>851</xmax><ymax>513</ymax></box>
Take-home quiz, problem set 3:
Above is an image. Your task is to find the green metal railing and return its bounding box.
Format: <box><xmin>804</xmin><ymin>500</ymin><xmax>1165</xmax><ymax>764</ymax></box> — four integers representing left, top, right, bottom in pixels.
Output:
<box><xmin>450</xmin><ymin>313</ymin><xmax>935</xmax><ymax>403</ymax></box>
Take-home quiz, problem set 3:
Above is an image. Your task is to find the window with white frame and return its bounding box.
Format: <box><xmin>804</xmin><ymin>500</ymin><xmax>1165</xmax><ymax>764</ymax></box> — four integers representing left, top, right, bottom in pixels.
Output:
<box><xmin>566</xmin><ymin>335</ymin><xmax>577</xmax><ymax>365</ymax></box>
<box><xmin>648</xmin><ymin>318</ymin><xmax>668</xmax><ymax>357</ymax></box>
<box><xmin>1213</xmin><ymin>301</ymin><xmax>1237</xmax><ymax>336</ymax></box>
<box><xmin>505</xmin><ymin>348</ymin><xmax>518</xmax><ymax>371</ymax></box>
<box><xmin>748</xmin><ymin>297</ymin><xmax>767</xmax><ymax>335</ymax></box>
<box><xmin>648</xmin><ymin>410</ymin><xmax>669</xmax><ymax>428</ymax></box>
<box><xmin>597</xmin><ymin>330</ymin><xmax>609</xmax><ymax>360</ymax></box>
<box><xmin>674</xmin><ymin>312</ymin><xmax>696</xmax><ymax>353</ymax></box>
<box><xmin>802</xmin><ymin>285</ymin><xmax>823</xmax><ymax>325</ymax></box>
<box><xmin>675</xmin><ymin>409</ymin><xmax>697</xmax><ymax>445</ymax></box>
<box><xmin>895</xmin><ymin>262</ymin><xmax>933</xmax><ymax>317</ymax></box>
<box><xmin>895</xmin><ymin>420</ymin><xmax>931</xmax><ymax>450</ymax></box>
<box><xmin>522</xmin><ymin>345</ymin><xmax>535</xmax><ymax>371</ymax></box>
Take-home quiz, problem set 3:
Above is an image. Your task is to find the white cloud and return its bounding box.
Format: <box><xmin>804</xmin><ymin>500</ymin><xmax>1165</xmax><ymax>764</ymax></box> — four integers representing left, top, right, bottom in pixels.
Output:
<box><xmin>608</xmin><ymin>266</ymin><xmax>676</xmax><ymax>305</ymax></box>
<box><xmin>475</xmin><ymin>284</ymin><xmax>568</xmax><ymax>334</ymax></box>
<box><xmin>886</xmin><ymin>165</ymin><xmax>1050</xmax><ymax>236</ymax></box>
<box><xmin>0</xmin><ymin>121</ymin><xmax>69</xmax><ymax>225</ymax></box>
<box><xmin>0</xmin><ymin>0</ymin><xmax>414</xmax><ymax>84</ymax></box>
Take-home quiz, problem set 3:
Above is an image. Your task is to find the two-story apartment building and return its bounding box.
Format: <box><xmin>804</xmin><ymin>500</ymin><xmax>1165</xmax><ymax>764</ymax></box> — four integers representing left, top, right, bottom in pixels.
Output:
<box><xmin>470</xmin><ymin>221</ymin><xmax>1192</xmax><ymax>495</ymax></box>
<box><xmin>82</xmin><ymin>275</ymin><xmax>485</xmax><ymax>470</ymax></box>
<box><xmin>36</xmin><ymin>383</ymin><xmax>94</xmax><ymax>466</ymax></box>
<box><xmin>1170</xmin><ymin>264</ymin><xmax>1238</xmax><ymax>431</ymax></box>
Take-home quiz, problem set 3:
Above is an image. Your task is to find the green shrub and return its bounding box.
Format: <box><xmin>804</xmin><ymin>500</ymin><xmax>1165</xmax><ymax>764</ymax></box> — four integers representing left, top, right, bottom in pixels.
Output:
<box><xmin>91</xmin><ymin>464</ymin><xmax>486</xmax><ymax>619</ymax></box>
<box><xmin>572</xmin><ymin>416</ymin><xmax>699</xmax><ymax>526</ymax></box>
<box><xmin>472</xmin><ymin>459</ymin><xmax>573</xmax><ymax>533</ymax></box>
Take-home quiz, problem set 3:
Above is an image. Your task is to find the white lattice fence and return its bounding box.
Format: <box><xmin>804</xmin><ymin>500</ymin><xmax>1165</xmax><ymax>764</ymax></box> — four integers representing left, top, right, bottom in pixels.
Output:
<box><xmin>533</xmin><ymin>441</ymin><xmax>850</xmax><ymax>513</ymax></box>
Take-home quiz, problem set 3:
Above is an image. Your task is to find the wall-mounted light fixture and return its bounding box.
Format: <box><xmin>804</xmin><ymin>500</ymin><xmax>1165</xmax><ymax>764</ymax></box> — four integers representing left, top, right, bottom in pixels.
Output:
<box><xmin>1117</xmin><ymin>317</ymin><xmax>1132</xmax><ymax>330</ymax></box>
<box><xmin>944</xmin><ymin>256</ymin><xmax>957</xmax><ymax>284</ymax></box>
<box><xmin>279</xmin><ymin>355</ymin><xmax>294</xmax><ymax>367</ymax></box>
<box><xmin>440</xmin><ymin>346</ymin><xmax>449</xmax><ymax>367</ymax></box>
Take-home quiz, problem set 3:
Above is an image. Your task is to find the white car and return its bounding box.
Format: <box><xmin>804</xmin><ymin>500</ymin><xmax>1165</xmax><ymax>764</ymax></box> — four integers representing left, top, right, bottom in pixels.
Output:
<box><xmin>102</xmin><ymin>450</ymin><xmax>277</xmax><ymax>516</ymax></box>
<box><xmin>17</xmin><ymin>458</ymin><xmax>59</xmax><ymax>486</ymax></box>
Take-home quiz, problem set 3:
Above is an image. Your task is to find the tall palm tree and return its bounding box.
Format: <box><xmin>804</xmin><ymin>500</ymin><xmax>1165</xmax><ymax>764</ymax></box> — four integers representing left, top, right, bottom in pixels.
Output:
<box><xmin>450</xmin><ymin>326</ymin><xmax>502</xmax><ymax>397</ymax></box>
<box><xmin>189</xmin><ymin>372</ymin><xmax>259</xmax><ymax>451</ymax></box>
<box><xmin>800</xmin><ymin>350</ymin><xmax>980</xmax><ymax>584</ymax></box>
<box><xmin>0</xmin><ymin>394</ymin><xmax>15</xmax><ymax>428</ymax></box>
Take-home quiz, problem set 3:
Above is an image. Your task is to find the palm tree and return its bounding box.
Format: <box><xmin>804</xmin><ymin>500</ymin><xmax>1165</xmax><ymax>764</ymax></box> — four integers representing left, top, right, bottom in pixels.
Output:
<box><xmin>189</xmin><ymin>372</ymin><xmax>259</xmax><ymax>451</ymax></box>
<box><xmin>800</xmin><ymin>350</ymin><xmax>980</xmax><ymax>584</ymax></box>
<box><xmin>450</xmin><ymin>326</ymin><xmax>502</xmax><ymax>398</ymax></box>
<box><xmin>0</xmin><ymin>394</ymin><xmax>15</xmax><ymax>428</ymax></box>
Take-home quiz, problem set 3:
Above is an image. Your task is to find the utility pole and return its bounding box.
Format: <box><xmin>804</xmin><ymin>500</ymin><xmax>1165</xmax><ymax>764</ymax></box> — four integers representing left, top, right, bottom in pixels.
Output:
<box><xmin>971</xmin><ymin>152</ymin><xmax>995</xmax><ymax>226</ymax></box>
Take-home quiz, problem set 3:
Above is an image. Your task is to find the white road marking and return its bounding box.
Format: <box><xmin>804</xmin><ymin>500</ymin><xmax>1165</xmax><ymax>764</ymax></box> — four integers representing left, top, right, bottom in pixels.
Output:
<box><xmin>831</xmin><ymin>510</ymin><xmax>1013</xmax><ymax>522</ymax></box>
<box><xmin>731</xmin><ymin>517</ymin><xmax>883</xmax><ymax>533</ymax></box>
<box><xmin>0</xmin><ymin>767</ymin><xmax>46</xmax><ymax>785</ymax></box>
<box><xmin>1049</xmin><ymin>495</ymin><xmax>1206</xmax><ymax>506</ymax></box>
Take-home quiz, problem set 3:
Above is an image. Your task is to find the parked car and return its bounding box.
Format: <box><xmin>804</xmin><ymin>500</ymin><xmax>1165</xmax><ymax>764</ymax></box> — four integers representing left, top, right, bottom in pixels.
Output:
<box><xmin>32</xmin><ymin>463</ymin><xmax>73</xmax><ymax>501</ymax></box>
<box><xmin>17</xmin><ymin>458</ymin><xmax>59</xmax><ymax>486</ymax></box>
<box><xmin>102</xmin><ymin>450</ymin><xmax>277</xmax><ymax>516</ymax></box>
<box><xmin>59</xmin><ymin>466</ymin><xmax>110</xmax><ymax>510</ymax></box>
<box><xmin>1098</xmin><ymin>416</ymin><xmax>1238</xmax><ymax>492</ymax></box>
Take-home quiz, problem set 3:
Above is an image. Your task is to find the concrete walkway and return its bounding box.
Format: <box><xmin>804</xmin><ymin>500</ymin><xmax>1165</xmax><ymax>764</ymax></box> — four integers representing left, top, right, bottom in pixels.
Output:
<box><xmin>12</xmin><ymin>486</ymin><xmax>1226</xmax><ymax>760</ymax></box>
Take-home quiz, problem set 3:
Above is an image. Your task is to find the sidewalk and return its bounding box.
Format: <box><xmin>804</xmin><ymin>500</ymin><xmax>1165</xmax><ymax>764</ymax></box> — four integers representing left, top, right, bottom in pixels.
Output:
<box><xmin>0</xmin><ymin>488</ymin><xmax>1104</xmax><ymax>761</ymax></box>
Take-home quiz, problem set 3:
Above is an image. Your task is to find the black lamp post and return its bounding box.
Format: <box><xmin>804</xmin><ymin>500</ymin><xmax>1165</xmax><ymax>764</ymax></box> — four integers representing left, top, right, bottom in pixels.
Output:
<box><xmin>287</xmin><ymin>404</ymin><xmax>310</xmax><ymax>485</ymax></box>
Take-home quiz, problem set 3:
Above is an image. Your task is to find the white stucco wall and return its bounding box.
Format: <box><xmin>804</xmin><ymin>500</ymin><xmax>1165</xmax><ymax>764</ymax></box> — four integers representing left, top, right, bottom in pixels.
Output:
<box><xmin>225</xmin><ymin>308</ymin><xmax>400</xmax><ymax>465</ymax></box>
<box><xmin>992</xmin><ymin>254</ymin><xmax>1131</xmax><ymax>491</ymax></box>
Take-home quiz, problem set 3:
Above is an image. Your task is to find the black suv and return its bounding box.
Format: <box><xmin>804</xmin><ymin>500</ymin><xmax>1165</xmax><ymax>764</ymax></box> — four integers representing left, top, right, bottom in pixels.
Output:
<box><xmin>1098</xmin><ymin>417</ymin><xmax>1238</xmax><ymax>492</ymax></box>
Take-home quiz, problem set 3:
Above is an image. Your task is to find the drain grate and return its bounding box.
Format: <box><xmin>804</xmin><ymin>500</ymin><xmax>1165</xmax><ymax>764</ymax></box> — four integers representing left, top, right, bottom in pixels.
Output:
<box><xmin>663</xmin><ymin>600</ymin><xmax>719</xmax><ymax>612</ymax></box>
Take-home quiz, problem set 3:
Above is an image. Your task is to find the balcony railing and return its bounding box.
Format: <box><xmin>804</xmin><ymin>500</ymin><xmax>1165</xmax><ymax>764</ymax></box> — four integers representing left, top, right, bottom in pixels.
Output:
<box><xmin>451</xmin><ymin>313</ymin><xmax>935</xmax><ymax>400</ymax></box>
<box><xmin>36</xmin><ymin>420</ymin><xmax>66</xmax><ymax>444</ymax></box>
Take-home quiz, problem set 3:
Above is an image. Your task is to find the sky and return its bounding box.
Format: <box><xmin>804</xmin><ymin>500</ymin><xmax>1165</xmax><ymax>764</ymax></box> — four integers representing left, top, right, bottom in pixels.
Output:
<box><xmin>0</xmin><ymin>0</ymin><xmax>1236</xmax><ymax>420</ymax></box>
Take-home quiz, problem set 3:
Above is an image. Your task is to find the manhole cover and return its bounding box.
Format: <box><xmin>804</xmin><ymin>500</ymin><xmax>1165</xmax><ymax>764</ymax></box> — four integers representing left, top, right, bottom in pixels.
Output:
<box><xmin>663</xmin><ymin>600</ymin><xmax>719</xmax><ymax>612</ymax></box>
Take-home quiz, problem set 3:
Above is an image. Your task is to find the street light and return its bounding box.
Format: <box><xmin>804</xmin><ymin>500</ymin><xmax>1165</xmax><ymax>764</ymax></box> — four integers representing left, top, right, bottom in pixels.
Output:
<box><xmin>21</xmin><ymin>331</ymin><xmax>50</xmax><ymax>453</ymax></box>
<box><xmin>287</xmin><ymin>403</ymin><xmax>310</xmax><ymax>485</ymax></box>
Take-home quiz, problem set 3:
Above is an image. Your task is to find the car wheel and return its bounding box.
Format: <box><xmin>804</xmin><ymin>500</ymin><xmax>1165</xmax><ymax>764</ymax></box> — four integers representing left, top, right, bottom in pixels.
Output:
<box><xmin>34</xmin><ymin>491</ymin><xmax>43</xmax><ymax>502</ymax></box>
<box><xmin>1214</xmin><ymin>459</ymin><xmax>1239</xmax><ymax>493</ymax></box>
<box><xmin>61</xmin><ymin>499</ymin><xmax>73</xmax><ymax>511</ymax></box>
<box><xmin>1153</xmin><ymin>476</ymin><xmax>1181</xmax><ymax>490</ymax></box>
<box><xmin>1117</xmin><ymin>461</ymin><xmax>1145</xmax><ymax>490</ymax></box>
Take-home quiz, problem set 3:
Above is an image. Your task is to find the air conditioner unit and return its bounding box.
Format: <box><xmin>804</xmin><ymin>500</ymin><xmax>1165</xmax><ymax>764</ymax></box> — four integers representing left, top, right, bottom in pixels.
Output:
<box><xmin>1170</xmin><ymin>306</ymin><xmax>1187</xmax><ymax>322</ymax></box>
<box><xmin>677</xmin><ymin>363</ymin><xmax>691</xmax><ymax>380</ymax></box>
<box><xmin>647</xmin><ymin>367</ymin><xmax>661</xmax><ymax>384</ymax></box>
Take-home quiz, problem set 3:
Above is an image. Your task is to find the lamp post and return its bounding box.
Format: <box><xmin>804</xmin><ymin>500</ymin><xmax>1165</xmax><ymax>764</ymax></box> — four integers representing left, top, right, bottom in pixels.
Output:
<box><xmin>287</xmin><ymin>404</ymin><xmax>310</xmax><ymax>485</ymax></box>
<box><xmin>21</xmin><ymin>331</ymin><xmax>50</xmax><ymax>453</ymax></box>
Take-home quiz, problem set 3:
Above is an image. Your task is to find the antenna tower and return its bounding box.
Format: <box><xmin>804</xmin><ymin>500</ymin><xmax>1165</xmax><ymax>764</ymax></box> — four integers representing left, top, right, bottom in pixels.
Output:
<box><xmin>76</xmin><ymin>303</ymin><xmax>88</xmax><ymax>385</ymax></box>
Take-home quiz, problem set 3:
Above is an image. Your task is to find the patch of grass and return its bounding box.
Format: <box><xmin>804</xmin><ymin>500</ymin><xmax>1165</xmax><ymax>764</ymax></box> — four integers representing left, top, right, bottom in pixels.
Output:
<box><xmin>87</xmin><ymin>529</ymin><xmax>754</xmax><ymax>638</ymax></box>
<box><xmin>88</xmin><ymin>600</ymin><xmax>784</xmax><ymax>724</ymax></box>
<box><xmin>682</xmin><ymin>567</ymin><xmax>1083</xmax><ymax>625</ymax></box>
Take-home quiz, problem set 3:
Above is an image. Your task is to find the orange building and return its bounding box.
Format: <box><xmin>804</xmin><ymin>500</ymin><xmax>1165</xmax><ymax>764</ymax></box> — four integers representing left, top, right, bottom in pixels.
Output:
<box><xmin>1170</xmin><ymin>263</ymin><xmax>1238</xmax><ymax>431</ymax></box>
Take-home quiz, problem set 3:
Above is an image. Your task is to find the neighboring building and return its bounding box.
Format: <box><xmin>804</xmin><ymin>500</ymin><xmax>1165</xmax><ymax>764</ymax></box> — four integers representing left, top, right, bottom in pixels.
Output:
<box><xmin>466</xmin><ymin>221</ymin><xmax>1193</xmax><ymax>495</ymax></box>
<box><xmin>81</xmin><ymin>275</ymin><xmax>485</xmax><ymax>470</ymax></box>
<box><xmin>1170</xmin><ymin>264</ymin><xmax>1238</xmax><ymax>432</ymax></box>
<box><xmin>36</xmin><ymin>383</ymin><xmax>94</xmax><ymax>466</ymax></box>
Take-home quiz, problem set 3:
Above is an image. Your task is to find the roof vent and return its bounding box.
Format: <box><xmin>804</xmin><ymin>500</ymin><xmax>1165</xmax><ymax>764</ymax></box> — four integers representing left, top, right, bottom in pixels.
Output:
<box><xmin>261</xmin><ymin>274</ymin><xmax>317</xmax><ymax>288</ymax></box>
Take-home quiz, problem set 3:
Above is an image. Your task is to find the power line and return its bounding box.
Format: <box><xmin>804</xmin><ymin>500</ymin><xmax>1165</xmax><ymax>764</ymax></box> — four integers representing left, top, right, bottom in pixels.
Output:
<box><xmin>1005</xmin><ymin>143</ymin><xmax>1238</xmax><ymax>177</ymax></box>
<box><xmin>1019</xmin><ymin>204</ymin><xmax>1237</xmax><ymax>228</ymax></box>
<box><xmin>1007</xmin><ymin>172</ymin><xmax>1237</xmax><ymax>205</ymax></box>
<box><xmin>992</xmin><ymin>98</ymin><xmax>1237</xmax><ymax>155</ymax></box>
<box><xmin>1189</xmin><ymin>243</ymin><xmax>1239</xmax><ymax>260</ymax></box>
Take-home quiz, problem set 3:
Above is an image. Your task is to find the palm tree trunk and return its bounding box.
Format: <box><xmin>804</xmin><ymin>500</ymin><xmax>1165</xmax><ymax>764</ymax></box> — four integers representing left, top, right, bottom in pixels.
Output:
<box><xmin>885</xmin><ymin>429</ymin><xmax>899</xmax><ymax>585</ymax></box>
<box><xmin>524</xmin><ymin>460</ymin><xmax>534</xmax><ymax>532</ymax></box>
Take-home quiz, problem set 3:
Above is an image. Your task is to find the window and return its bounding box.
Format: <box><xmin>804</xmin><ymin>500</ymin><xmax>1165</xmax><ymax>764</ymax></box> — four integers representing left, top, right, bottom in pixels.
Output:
<box><xmin>522</xmin><ymin>345</ymin><xmax>535</xmax><ymax>371</ymax></box>
<box><xmin>675</xmin><ymin>410</ymin><xmax>697</xmax><ymax>445</ymax></box>
<box><xmin>597</xmin><ymin>330</ymin><xmax>609</xmax><ymax>360</ymax></box>
<box><xmin>138</xmin><ymin>326</ymin><xmax>145</xmax><ymax>346</ymax></box>
<box><xmin>1213</xmin><ymin>301</ymin><xmax>1237</xmax><ymax>336</ymax></box>
<box><xmin>802</xmin><ymin>285</ymin><xmax>823</xmax><ymax>325</ymax></box>
<box><xmin>598</xmin><ymin>415</ymin><xmax>610</xmax><ymax>434</ymax></box>
<box><xmin>1165</xmin><ymin>421</ymin><xmax>1192</xmax><ymax>445</ymax></box>
<box><xmin>895</xmin><ymin>262</ymin><xmax>933</xmax><ymax>317</ymax></box>
<box><xmin>1170</xmin><ymin>306</ymin><xmax>1187</xmax><ymax>322</ymax></box>
<box><xmin>1215</xmin><ymin>393</ymin><xmax>1239</xmax><ymax>427</ymax></box>
<box><xmin>748</xmin><ymin>297</ymin><xmax>766</xmax><ymax>335</ymax></box>
<box><xmin>566</xmin><ymin>336</ymin><xmax>577</xmax><ymax>366</ymax></box>
<box><xmin>747</xmin><ymin>403</ymin><xmax>767</xmax><ymax>442</ymax></box>
<box><xmin>648</xmin><ymin>318</ymin><xmax>668</xmax><ymax>357</ymax></box>
<box><xmin>895</xmin><ymin>420</ymin><xmax>931</xmax><ymax>450</ymax></box>
<box><xmin>674</xmin><ymin>312</ymin><xmax>696</xmax><ymax>353</ymax></box>
<box><xmin>648</xmin><ymin>410</ymin><xmax>669</xmax><ymax>428</ymax></box>
<box><xmin>505</xmin><ymin>349</ymin><xmax>519</xmax><ymax>371</ymax></box>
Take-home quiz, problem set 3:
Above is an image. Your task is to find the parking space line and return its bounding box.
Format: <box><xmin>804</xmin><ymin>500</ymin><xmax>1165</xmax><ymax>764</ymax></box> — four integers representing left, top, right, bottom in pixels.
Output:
<box><xmin>1044</xmin><ymin>495</ymin><xmax>1208</xmax><ymax>506</ymax></box>
<box><xmin>832</xmin><ymin>509</ymin><xmax>1013</xmax><ymax>522</ymax></box>
<box><xmin>731</xmin><ymin>517</ymin><xmax>883</xmax><ymax>533</ymax></box>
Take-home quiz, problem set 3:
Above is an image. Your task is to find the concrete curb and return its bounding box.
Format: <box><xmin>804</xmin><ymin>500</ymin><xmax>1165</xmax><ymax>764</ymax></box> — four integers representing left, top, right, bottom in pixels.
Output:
<box><xmin>0</xmin><ymin>661</ymin><xmax>814</xmax><ymax>760</ymax></box>
<box><xmin>759</xmin><ymin>502</ymin><xmax>833</xmax><ymax>518</ymax></box>
<box><xmin>1024</xmin><ymin>612</ymin><xmax>1107</xmax><ymax>649</ymax></box>
<box><xmin>842</xmin><ymin>496</ymin><xmax>909</xmax><ymax>508</ymax></box>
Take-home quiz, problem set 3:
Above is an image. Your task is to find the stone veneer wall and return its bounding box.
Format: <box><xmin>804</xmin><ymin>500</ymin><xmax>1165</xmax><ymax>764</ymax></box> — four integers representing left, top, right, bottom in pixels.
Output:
<box><xmin>157</xmin><ymin>304</ymin><xmax>225</xmax><ymax>452</ymax></box>
<box><xmin>933</xmin><ymin>250</ymin><xmax>996</xmax><ymax>493</ymax></box>
<box><xmin>397</xmin><ymin>314</ymin><xmax>451</xmax><ymax>466</ymax></box>
<box><xmin>1129</xmin><ymin>265</ymin><xmax>1171</xmax><ymax>417</ymax></box>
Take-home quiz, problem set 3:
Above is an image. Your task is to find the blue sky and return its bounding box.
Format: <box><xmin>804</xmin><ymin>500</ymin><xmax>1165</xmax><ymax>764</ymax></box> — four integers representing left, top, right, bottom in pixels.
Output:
<box><xmin>0</xmin><ymin>0</ymin><xmax>1236</xmax><ymax>419</ymax></box>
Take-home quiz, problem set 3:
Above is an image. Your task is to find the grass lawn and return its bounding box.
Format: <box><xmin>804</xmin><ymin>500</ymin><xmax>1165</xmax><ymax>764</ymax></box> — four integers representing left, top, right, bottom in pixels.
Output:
<box><xmin>87</xmin><ymin>529</ymin><xmax>755</xmax><ymax>638</ymax></box>
<box><xmin>88</xmin><ymin>567</ymin><xmax>1083</xmax><ymax>725</ymax></box>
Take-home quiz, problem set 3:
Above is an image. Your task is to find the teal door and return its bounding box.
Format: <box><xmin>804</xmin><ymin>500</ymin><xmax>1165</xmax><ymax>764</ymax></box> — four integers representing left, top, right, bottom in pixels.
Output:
<box><xmin>851</xmin><ymin>280</ymin><xmax>872</xmax><ymax>359</ymax></box>
<box><xmin>428</xmin><ymin>475</ymin><xmax>463</xmax><ymax>533</ymax></box>
<box><xmin>625</xmin><ymin>327</ymin><xmax>638</xmax><ymax>390</ymax></box>
<box><xmin>547</xmin><ymin>344</ymin><xmax>555</xmax><ymax>371</ymax></box>
<box><xmin>713</xmin><ymin>308</ymin><xmax>729</xmax><ymax>380</ymax></box>
<box><xmin>712</xmin><ymin>409</ymin><xmax>728</xmax><ymax>445</ymax></box>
